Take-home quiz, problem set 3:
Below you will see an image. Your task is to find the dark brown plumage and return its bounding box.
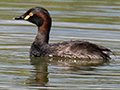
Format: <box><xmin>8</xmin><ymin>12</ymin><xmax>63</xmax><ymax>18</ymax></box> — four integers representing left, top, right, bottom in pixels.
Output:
<box><xmin>14</xmin><ymin>7</ymin><xmax>113</xmax><ymax>60</ymax></box>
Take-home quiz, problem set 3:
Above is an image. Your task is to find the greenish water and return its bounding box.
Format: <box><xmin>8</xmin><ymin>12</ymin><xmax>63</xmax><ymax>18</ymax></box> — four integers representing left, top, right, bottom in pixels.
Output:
<box><xmin>0</xmin><ymin>0</ymin><xmax>120</xmax><ymax>90</ymax></box>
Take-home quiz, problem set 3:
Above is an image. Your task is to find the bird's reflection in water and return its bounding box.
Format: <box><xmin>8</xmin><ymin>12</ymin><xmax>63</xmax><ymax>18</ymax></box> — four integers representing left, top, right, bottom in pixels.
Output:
<box><xmin>29</xmin><ymin>56</ymin><xmax>109</xmax><ymax>87</ymax></box>
<box><xmin>30</xmin><ymin>57</ymin><xmax>49</xmax><ymax>87</ymax></box>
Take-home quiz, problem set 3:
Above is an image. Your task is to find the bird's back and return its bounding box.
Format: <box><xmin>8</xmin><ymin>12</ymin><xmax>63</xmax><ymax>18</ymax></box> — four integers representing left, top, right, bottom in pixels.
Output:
<box><xmin>49</xmin><ymin>41</ymin><xmax>112</xmax><ymax>60</ymax></box>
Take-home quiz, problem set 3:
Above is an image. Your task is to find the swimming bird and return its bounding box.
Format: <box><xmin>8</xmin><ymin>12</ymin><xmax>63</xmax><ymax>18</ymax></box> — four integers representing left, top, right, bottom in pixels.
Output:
<box><xmin>14</xmin><ymin>7</ymin><xmax>113</xmax><ymax>60</ymax></box>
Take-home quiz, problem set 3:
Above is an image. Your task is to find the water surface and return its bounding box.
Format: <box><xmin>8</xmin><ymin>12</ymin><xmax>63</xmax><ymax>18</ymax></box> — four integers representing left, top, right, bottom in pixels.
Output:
<box><xmin>0</xmin><ymin>0</ymin><xmax>120</xmax><ymax>89</ymax></box>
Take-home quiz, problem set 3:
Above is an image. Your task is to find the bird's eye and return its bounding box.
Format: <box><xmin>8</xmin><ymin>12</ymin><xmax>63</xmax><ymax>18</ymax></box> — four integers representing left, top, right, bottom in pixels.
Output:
<box><xmin>24</xmin><ymin>12</ymin><xmax>34</xmax><ymax>20</ymax></box>
<box><xmin>29</xmin><ymin>12</ymin><xmax>34</xmax><ymax>16</ymax></box>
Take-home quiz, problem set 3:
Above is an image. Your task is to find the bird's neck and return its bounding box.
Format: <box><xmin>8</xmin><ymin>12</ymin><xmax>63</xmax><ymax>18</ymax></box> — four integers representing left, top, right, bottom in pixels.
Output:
<box><xmin>35</xmin><ymin>14</ymin><xmax>51</xmax><ymax>45</ymax></box>
<box><xmin>35</xmin><ymin>27</ymin><xmax>50</xmax><ymax>44</ymax></box>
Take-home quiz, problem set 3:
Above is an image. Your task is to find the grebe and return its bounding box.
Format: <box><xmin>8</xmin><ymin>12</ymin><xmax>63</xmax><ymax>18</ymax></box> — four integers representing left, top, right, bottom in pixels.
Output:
<box><xmin>14</xmin><ymin>7</ymin><xmax>112</xmax><ymax>60</ymax></box>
